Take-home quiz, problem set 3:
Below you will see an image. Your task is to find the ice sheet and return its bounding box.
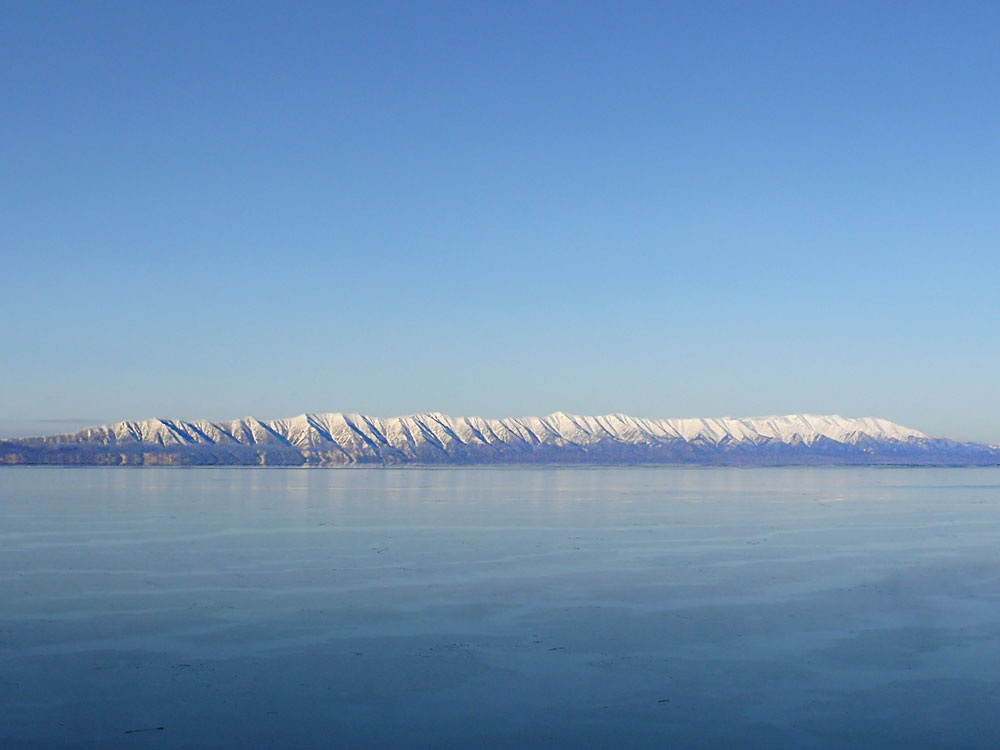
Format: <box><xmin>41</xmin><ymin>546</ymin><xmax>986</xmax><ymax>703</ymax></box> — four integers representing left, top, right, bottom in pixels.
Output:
<box><xmin>2</xmin><ymin>467</ymin><xmax>1000</xmax><ymax>747</ymax></box>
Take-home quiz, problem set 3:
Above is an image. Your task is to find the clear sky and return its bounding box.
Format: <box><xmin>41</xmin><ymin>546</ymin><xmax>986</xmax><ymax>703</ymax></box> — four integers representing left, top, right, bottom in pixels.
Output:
<box><xmin>2</xmin><ymin>1</ymin><xmax>998</xmax><ymax>442</ymax></box>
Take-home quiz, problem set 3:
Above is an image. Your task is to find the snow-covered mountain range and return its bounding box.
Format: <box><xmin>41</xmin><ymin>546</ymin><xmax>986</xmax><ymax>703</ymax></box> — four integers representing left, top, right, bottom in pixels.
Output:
<box><xmin>1</xmin><ymin>412</ymin><xmax>997</xmax><ymax>466</ymax></box>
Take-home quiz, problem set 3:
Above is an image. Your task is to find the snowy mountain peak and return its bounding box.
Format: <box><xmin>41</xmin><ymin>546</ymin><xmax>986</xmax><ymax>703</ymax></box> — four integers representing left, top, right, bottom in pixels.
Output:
<box><xmin>37</xmin><ymin>411</ymin><xmax>931</xmax><ymax>445</ymax></box>
<box><xmin>4</xmin><ymin>411</ymin><xmax>990</xmax><ymax>466</ymax></box>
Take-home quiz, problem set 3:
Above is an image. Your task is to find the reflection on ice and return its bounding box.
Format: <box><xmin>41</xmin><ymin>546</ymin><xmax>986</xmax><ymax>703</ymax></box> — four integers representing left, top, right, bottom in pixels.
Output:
<box><xmin>2</xmin><ymin>467</ymin><xmax>1000</xmax><ymax>748</ymax></box>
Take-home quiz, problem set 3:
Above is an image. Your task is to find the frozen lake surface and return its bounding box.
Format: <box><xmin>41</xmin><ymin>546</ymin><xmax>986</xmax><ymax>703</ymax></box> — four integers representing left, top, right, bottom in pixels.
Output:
<box><xmin>3</xmin><ymin>467</ymin><xmax>1000</xmax><ymax>748</ymax></box>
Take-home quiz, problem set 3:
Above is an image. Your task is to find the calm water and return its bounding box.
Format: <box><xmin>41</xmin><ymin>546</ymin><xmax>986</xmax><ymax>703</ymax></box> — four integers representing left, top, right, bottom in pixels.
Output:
<box><xmin>3</xmin><ymin>467</ymin><xmax>1000</xmax><ymax>748</ymax></box>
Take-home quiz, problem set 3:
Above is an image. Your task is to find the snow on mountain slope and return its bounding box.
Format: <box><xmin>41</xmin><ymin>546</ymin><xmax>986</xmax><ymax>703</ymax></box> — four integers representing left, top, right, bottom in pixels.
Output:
<box><xmin>31</xmin><ymin>412</ymin><xmax>915</xmax><ymax>445</ymax></box>
<box><xmin>34</xmin><ymin>411</ymin><xmax>927</xmax><ymax>448</ymax></box>
<box><xmin>5</xmin><ymin>410</ymin><xmax>991</xmax><ymax>466</ymax></box>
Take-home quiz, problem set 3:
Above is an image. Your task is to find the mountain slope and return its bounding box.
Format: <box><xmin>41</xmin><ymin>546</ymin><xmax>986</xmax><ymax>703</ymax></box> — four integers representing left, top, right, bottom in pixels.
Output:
<box><xmin>1</xmin><ymin>412</ymin><xmax>997</xmax><ymax>466</ymax></box>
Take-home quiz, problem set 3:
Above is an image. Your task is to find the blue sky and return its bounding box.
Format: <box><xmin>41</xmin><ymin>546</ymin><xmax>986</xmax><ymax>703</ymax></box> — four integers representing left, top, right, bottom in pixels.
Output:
<box><xmin>2</xmin><ymin>1</ymin><xmax>998</xmax><ymax>441</ymax></box>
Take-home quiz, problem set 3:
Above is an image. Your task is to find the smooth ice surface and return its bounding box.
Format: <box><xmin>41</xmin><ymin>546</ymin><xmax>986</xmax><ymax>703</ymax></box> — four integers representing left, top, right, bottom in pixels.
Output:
<box><xmin>3</xmin><ymin>467</ymin><xmax>1000</xmax><ymax>748</ymax></box>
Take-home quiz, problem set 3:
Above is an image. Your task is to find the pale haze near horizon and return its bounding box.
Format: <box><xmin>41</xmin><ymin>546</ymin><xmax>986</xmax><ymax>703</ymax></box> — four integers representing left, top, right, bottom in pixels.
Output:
<box><xmin>2</xmin><ymin>2</ymin><xmax>998</xmax><ymax>443</ymax></box>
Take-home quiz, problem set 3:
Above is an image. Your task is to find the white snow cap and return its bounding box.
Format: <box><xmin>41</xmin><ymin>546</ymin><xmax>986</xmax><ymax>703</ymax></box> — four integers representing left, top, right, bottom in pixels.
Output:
<box><xmin>57</xmin><ymin>412</ymin><xmax>927</xmax><ymax>448</ymax></box>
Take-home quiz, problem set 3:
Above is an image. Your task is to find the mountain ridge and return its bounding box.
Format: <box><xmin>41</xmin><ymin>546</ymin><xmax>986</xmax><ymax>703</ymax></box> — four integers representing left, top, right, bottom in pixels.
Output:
<box><xmin>2</xmin><ymin>412</ymin><xmax>997</xmax><ymax>466</ymax></box>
